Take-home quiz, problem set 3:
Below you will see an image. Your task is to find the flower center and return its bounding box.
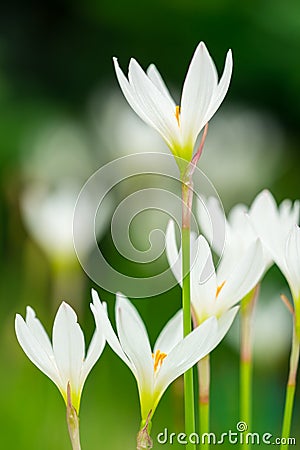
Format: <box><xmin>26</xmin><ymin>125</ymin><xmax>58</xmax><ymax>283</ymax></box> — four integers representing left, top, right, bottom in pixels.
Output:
<box><xmin>216</xmin><ymin>280</ymin><xmax>226</xmax><ymax>298</ymax></box>
<box><xmin>152</xmin><ymin>349</ymin><xmax>167</xmax><ymax>373</ymax></box>
<box><xmin>175</xmin><ymin>105</ymin><xmax>181</xmax><ymax>126</ymax></box>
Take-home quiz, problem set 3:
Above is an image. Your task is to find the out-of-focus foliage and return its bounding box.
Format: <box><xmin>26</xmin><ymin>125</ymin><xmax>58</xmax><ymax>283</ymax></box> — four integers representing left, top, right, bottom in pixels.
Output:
<box><xmin>0</xmin><ymin>0</ymin><xmax>300</xmax><ymax>448</ymax></box>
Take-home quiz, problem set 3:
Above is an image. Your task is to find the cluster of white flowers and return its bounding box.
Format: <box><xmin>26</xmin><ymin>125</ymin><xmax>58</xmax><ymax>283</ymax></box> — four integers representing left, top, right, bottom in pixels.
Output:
<box><xmin>15</xmin><ymin>41</ymin><xmax>300</xmax><ymax>448</ymax></box>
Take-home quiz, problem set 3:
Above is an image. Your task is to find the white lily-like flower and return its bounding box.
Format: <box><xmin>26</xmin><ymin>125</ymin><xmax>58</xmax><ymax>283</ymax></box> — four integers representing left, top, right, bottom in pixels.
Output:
<box><xmin>248</xmin><ymin>190</ymin><xmax>300</xmax><ymax>331</ymax></box>
<box><xmin>166</xmin><ymin>220</ymin><xmax>265</xmax><ymax>324</ymax></box>
<box><xmin>248</xmin><ymin>190</ymin><xmax>299</xmax><ymax>279</ymax></box>
<box><xmin>91</xmin><ymin>288</ymin><xmax>236</xmax><ymax>424</ymax></box>
<box><xmin>197</xmin><ymin>196</ymin><xmax>271</xmax><ymax>280</ymax></box>
<box><xmin>15</xmin><ymin>300</ymin><xmax>105</xmax><ymax>412</ymax></box>
<box><xmin>113</xmin><ymin>42</ymin><xmax>233</xmax><ymax>162</ymax></box>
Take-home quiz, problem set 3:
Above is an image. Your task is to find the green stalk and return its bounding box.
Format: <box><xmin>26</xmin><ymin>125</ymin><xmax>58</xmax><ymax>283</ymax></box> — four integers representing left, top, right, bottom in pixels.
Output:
<box><xmin>240</xmin><ymin>286</ymin><xmax>259</xmax><ymax>450</ymax></box>
<box><xmin>179</xmin><ymin>125</ymin><xmax>208</xmax><ymax>450</ymax></box>
<box><xmin>198</xmin><ymin>355</ymin><xmax>210</xmax><ymax>450</ymax></box>
<box><xmin>280</xmin><ymin>322</ymin><xmax>300</xmax><ymax>449</ymax></box>
<box><xmin>181</xmin><ymin>178</ymin><xmax>196</xmax><ymax>450</ymax></box>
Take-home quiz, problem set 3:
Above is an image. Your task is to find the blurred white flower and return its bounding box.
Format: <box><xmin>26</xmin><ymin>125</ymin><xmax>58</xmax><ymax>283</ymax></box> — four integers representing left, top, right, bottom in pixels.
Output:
<box><xmin>21</xmin><ymin>120</ymin><xmax>93</xmax><ymax>184</ymax></box>
<box><xmin>21</xmin><ymin>181</ymin><xmax>110</xmax><ymax>265</ymax></box>
<box><xmin>15</xmin><ymin>298</ymin><xmax>105</xmax><ymax>412</ymax></box>
<box><xmin>198</xmin><ymin>107</ymin><xmax>283</xmax><ymax>204</ymax></box>
<box><xmin>114</xmin><ymin>42</ymin><xmax>232</xmax><ymax>163</ymax></box>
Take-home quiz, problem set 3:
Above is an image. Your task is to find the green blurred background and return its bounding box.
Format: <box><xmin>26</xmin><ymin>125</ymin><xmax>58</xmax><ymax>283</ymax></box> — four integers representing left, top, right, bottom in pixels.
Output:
<box><xmin>1</xmin><ymin>0</ymin><xmax>300</xmax><ymax>448</ymax></box>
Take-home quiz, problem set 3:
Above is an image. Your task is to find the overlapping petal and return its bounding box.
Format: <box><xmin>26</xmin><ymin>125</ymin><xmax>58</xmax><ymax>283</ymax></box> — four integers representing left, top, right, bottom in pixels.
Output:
<box><xmin>166</xmin><ymin>219</ymin><xmax>264</xmax><ymax>321</ymax></box>
<box><xmin>15</xmin><ymin>297</ymin><xmax>105</xmax><ymax>412</ymax></box>
<box><xmin>114</xmin><ymin>41</ymin><xmax>232</xmax><ymax>160</ymax></box>
<box><xmin>92</xmin><ymin>289</ymin><xmax>228</xmax><ymax>422</ymax></box>
<box><xmin>249</xmin><ymin>190</ymin><xmax>299</xmax><ymax>269</ymax></box>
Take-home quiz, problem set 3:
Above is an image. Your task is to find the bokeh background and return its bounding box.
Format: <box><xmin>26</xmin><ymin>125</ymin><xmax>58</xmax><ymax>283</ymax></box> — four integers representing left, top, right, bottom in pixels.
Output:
<box><xmin>1</xmin><ymin>0</ymin><xmax>300</xmax><ymax>448</ymax></box>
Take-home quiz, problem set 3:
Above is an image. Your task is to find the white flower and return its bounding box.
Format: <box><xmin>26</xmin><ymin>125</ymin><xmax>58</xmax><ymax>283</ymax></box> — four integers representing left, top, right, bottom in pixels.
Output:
<box><xmin>248</xmin><ymin>191</ymin><xmax>300</xmax><ymax>331</ymax></box>
<box><xmin>113</xmin><ymin>42</ymin><xmax>232</xmax><ymax>162</ymax></box>
<box><xmin>165</xmin><ymin>220</ymin><xmax>264</xmax><ymax>323</ymax></box>
<box><xmin>196</xmin><ymin>196</ymin><xmax>271</xmax><ymax>280</ymax></box>
<box><xmin>15</xmin><ymin>299</ymin><xmax>105</xmax><ymax>412</ymax></box>
<box><xmin>91</xmin><ymin>289</ymin><xmax>235</xmax><ymax>422</ymax></box>
<box><xmin>284</xmin><ymin>225</ymin><xmax>300</xmax><ymax>303</ymax></box>
<box><xmin>248</xmin><ymin>190</ymin><xmax>299</xmax><ymax>282</ymax></box>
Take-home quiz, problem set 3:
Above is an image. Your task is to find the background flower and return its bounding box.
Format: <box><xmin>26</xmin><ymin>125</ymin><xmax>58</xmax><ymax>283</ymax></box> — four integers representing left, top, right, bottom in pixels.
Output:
<box><xmin>1</xmin><ymin>1</ymin><xmax>300</xmax><ymax>447</ymax></box>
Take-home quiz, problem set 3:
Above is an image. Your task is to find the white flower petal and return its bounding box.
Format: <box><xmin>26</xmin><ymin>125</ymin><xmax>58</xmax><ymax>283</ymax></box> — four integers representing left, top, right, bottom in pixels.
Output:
<box><xmin>180</xmin><ymin>42</ymin><xmax>218</xmax><ymax>145</ymax></box>
<box><xmin>15</xmin><ymin>313</ymin><xmax>61</xmax><ymax>388</ymax></box>
<box><xmin>191</xmin><ymin>236</ymin><xmax>217</xmax><ymax>320</ymax></box>
<box><xmin>155</xmin><ymin>316</ymin><xmax>218</xmax><ymax>397</ymax></box>
<box><xmin>285</xmin><ymin>225</ymin><xmax>300</xmax><ymax>299</ymax></box>
<box><xmin>91</xmin><ymin>289</ymin><xmax>133</xmax><ymax>373</ymax></box>
<box><xmin>153</xmin><ymin>309</ymin><xmax>183</xmax><ymax>354</ymax></box>
<box><xmin>25</xmin><ymin>306</ymin><xmax>54</xmax><ymax>356</ymax></box>
<box><xmin>79</xmin><ymin>301</ymin><xmax>106</xmax><ymax>387</ymax></box>
<box><xmin>165</xmin><ymin>220</ymin><xmax>182</xmax><ymax>285</ymax></box>
<box><xmin>217</xmin><ymin>239</ymin><xmax>264</xmax><ymax>312</ymax></box>
<box><xmin>249</xmin><ymin>190</ymin><xmax>299</xmax><ymax>277</ymax></box>
<box><xmin>128</xmin><ymin>58</ymin><xmax>180</xmax><ymax>149</ymax></box>
<box><xmin>52</xmin><ymin>302</ymin><xmax>85</xmax><ymax>394</ymax></box>
<box><xmin>249</xmin><ymin>190</ymin><xmax>283</xmax><ymax>261</ymax></box>
<box><xmin>215</xmin><ymin>306</ymin><xmax>239</xmax><ymax>342</ymax></box>
<box><xmin>202</xmin><ymin>50</ymin><xmax>233</xmax><ymax>125</ymax></box>
<box><xmin>146</xmin><ymin>64</ymin><xmax>176</xmax><ymax>107</ymax></box>
<box><xmin>196</xmin><ymin>196</ymin><xmax>226</xmax><ymax>256</ymax></box>
<box><xmin>113</xmin><ymin>57</ymin><xmax>156</xmax><ymax>130</ymax></box>
<box><xmin>115</xmin><ymin>293</ymin><xmax>153</xmax><ymax>392</ymax></box>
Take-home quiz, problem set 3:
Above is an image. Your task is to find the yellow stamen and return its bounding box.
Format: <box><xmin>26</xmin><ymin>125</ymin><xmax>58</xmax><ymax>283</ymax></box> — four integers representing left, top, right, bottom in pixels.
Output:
<box><xmin>175</xmin><ymin>105</ymin><xmax>180</xmax><ymax>126</ymax></box>
<box><xmin>152</xmin><ymin>349</ymin><xmax>167</xmax><ymax>373</ymax></box>
<box><xmin>216</xmin><ymin>280</ymin><xmax>226</xmax><ymax>298</ymax></box>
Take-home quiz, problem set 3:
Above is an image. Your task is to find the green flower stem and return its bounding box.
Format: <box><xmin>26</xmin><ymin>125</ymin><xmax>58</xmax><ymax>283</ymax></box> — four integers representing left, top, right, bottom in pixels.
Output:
<box><xmin>240</xmin><ymin>286</ymin><xmax>259</xmax><ymax>450</ymax></box>
<box><xmin>181</xmin><ymin>178</ymin><xmax>196</xmax><ymax>450</ymax></box>
<box><xmin>198</xmin><ymin>354</ymin><xmax>210</xmax><ymax>450</ymax></box>
<box><xmin>66</xmin><ymin>383</ymin><xmax>82</xmax><ymax>450</ymax></box>
<box><xmin>280</xmin><ymin>321</ymin><xmax>300</xmax><ymax>449</ymax></box>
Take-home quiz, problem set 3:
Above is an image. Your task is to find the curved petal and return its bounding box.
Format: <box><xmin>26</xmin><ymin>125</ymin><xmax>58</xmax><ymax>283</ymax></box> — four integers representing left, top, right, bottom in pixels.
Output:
<box><xmin>196</xmin><ymin>196</ymin><xmax>226</xmax><ymax>256</ymax></box>
<box><xmin>15</xmin><ymin>312</ymin><xmax>62</xmax><ymax>389</ymax></box>
<box><xmin>128</xmin><ymin>58</ymin><xmax>180</xmax><ymax>149</ymax></box>
<box><xmin>215</xmin><ymin>306</ymin><xmax>239</xmax><ymax>342</ymax></box>
<box><xmin>115</xmin><ymin>293</ymin><xmax>153</xmax><ymax>392</ymax></box>
<box><xmin>165</xmin><ymin>220</ymin><xmax>182</xmax><ymax>284</ymax></box>
<box><xmin>113</xmin><ymin>58</ymin><xmax>157</xmax><ymax>130</ymax></box>
<box><xmin>153</xmin><ymin>309</ymin><xmax>183</xmax><ymax>354</ymax></box>
<box><xmin>285</xmin><ymin>225</ymin><xmax>300</xmax><ymax>299</ymax></box>
<box><xmin>191</xmin><ymin>236</ymin><xmax>217</xmax><ymax>320</ymax></box>
<box><xmin>155</xmin><ymin>316</ymin><xmax>218</xmax><ymax>398</ymax></box>
<box><xmin>180</xmin><ymin>42</ymin><xmax>218</xmax><ymax>146</ymax></box>
<box><xmin>279</xmin><ymin>199</ymin><xmax>300</xmax><ymax>228</ymax></box>
<box><xmin>52</xmin><ymin>302</ymin><xmax>85</xmax><ymax>394</ymax></box>
<box><xmin>147</xmin><ymin>64</ymin><xmax>176</xmax><ymax>107</ymax></box>
<box><xmin>80</xmin><ymin>300</ymin><xmax>106</xmax><ymax>387</ymax></box>
<box><xmin>91</xmin><ymin>289</ymin><xmax>133</xmax><ymax>373</ymax></box>
<box><xmin>202</xmin><ymin>50</ymin><xmax>233</xmax><ymax>125</ymax></box>
<box><xmin>217</xmin><ymin>239</ymin><xmax>264</xmax><ymax>312</ymax></box>
<box><xmin>249</xmin><ymin>190</ymin><xmax>282</xmax><ymax>262</ymax></box>
<box><xmin>25</xmin><ymin>306</ymin><xmax>54</xmax><ymax>356</ymax></box>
